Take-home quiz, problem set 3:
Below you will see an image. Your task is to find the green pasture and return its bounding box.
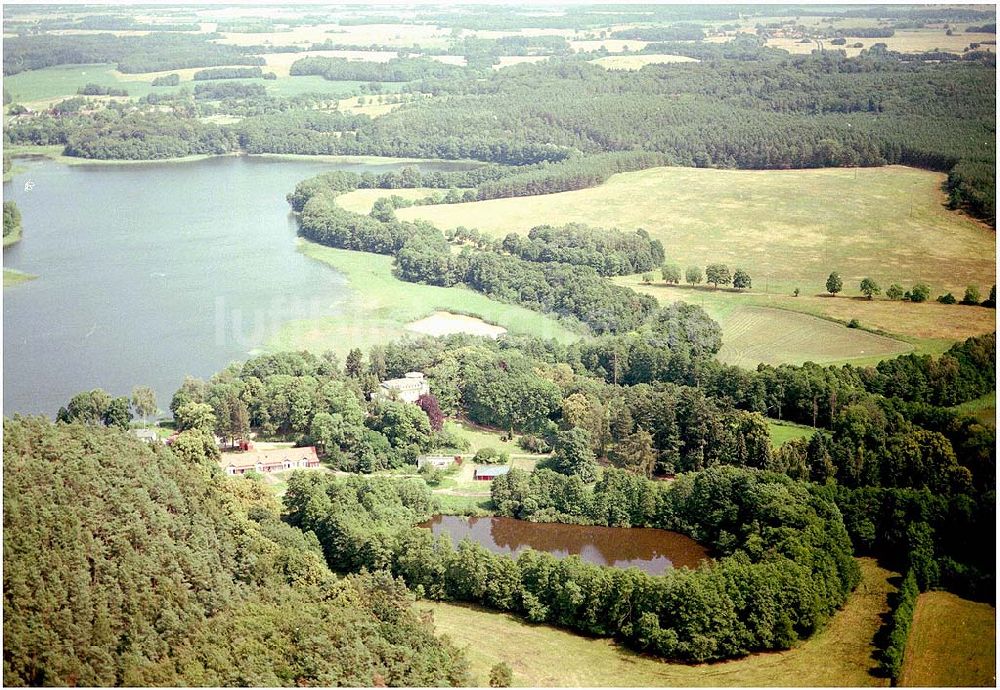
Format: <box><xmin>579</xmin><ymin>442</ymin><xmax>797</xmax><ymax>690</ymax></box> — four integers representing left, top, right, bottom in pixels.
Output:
<box><xmin>266</xmin><ymin>240</ymin><xmax>581</xmax><ymax>359</ymax></box>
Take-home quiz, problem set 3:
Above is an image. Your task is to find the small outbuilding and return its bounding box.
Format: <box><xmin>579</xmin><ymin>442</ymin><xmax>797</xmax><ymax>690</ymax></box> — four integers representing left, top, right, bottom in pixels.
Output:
<box><xmin>417</xmin><ymin>455</ymin><xmax>460</xmax><ymax>470</ymax></box>
<box><xmin>473</xmin><ymin>465</ymin><xmax>511</xmax><ymax>481</ymax></box>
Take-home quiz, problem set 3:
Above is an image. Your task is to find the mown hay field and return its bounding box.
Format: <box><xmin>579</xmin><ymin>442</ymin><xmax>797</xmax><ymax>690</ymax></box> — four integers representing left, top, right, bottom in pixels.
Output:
<box><xmin>424</xmin><ymin>557</ymin><xmax>895</xmax><ymax>687</ymax></box>
<box><xmin>899</xmin><ymin>591</ymin><xmax>996</xmax><ymax>687</ymax></box>
<box><xmin>715</xmin><ymin>305</ymin><xmax>912</xmax><ymax>367</ymax></box>
<box><xmin>396</xmin><ymin>166</ymin><xmax>995</xmax><ymax>297</ymax></box>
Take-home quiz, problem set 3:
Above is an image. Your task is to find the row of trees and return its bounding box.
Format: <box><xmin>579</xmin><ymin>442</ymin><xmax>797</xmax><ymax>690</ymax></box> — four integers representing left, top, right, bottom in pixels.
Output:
<box><xmin>289</xmin><ymin>56</ymin><xmax>465</xmax><ymax>82</ymax></box>
<box><xmin>285</xmin><ymin>466</ymin><xmax>860</xmax><ymax>663</ymax></box>
<box><xmin>191</xmin><ymin>66</ymin><xmax>264</xmax><ymax>80</ymax></box>
<box><xmin>658</xmin><ymin>263</ymin><xmax>752</xmax><ymax>289</ymax></box>
<box><xmin>825</xmin><ymin>272</ymin><xmax>995</xmax><ymax>305</ymax></box>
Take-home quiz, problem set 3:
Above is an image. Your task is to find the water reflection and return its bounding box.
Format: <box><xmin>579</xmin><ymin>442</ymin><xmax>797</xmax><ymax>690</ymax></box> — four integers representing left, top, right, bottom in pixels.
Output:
<box><xmin>421</xmin><ymin>515</ymin><xmax>708</xmax><ymax>575</ymax></box>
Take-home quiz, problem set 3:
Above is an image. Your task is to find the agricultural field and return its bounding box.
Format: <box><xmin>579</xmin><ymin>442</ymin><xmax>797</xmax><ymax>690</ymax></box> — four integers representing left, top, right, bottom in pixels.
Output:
<box><xmin>397</xmin><ymin>165</ymin><xmax>995</xmax><ymax>353</ymax></box>
<box><xmin>590</xmin><ymin>54</ymin><xmax>700</xmax><ymax>69</ymax></box>
<box><xmin>570</xmin><ymin>39</ymin><xmax>650</xmax><ymax>53</ymax></box>
<box><xmin>715</xmin><ymin>305</ymin><xmax>912</xmax><ymax>367</ymax></box>
<box><xmin>424</xmin><ymin>557</ymin><xmax>895</xmax><ymax>687</ymax></box>
<box><xmin>766</xmin><ymin>29</ymin><xmax>997</xmax><ymax>57</ymax></box>
<box><xmin>898</xmin><ymin>591</ymin><xmax>996</xmax><ymax>687</ymax></box>
<box><xmin>267</xmin><ymin>241</ymin><xmax>580</xmax><ymax>358</ymax></box>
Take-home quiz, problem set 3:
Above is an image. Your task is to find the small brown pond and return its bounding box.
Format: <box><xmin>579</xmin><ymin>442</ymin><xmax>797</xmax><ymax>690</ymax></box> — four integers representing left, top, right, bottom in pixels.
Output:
<box><xmin>420</xmin><ymin>515</ymin><xmax>709</xmax><ymax>575</ymax></box>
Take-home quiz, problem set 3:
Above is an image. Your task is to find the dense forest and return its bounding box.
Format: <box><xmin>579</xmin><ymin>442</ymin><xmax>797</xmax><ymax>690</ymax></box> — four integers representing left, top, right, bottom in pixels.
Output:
<box><xmin>2</xmin><ymin>33</ymin><xmax>264</xmax><ymax>75</ymax></box>
<box><xmin>3</xmin><ymin>417</ymin><xmax>470</xmax><ymax>686</ymax></box>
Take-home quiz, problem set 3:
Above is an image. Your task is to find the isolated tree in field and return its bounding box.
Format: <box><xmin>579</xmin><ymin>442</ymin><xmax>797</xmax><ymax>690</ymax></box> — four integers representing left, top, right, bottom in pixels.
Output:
<box><xmin>489</xmin><ymin>663</ymin><xmax>513</xmax><ymax>688</ymax></box>
<box><xmin>962</xmin><ymin>285</ymin><xmax>981</xmax><ymax>305</ymax></box>
<box><xmin>859</xmin><ymin>277</ymin><xmax>881</xmax><ymax>300</ymax></box>
<box><xmin>826</xmin><ymin>272</ymin><xmax>843</xmax><ymax>295</ymax></box>
<box><xmin>661</xmin><ymin>263</ymin><xmax>681</xmax><ymax>284</ymax></box>
<box><xmin>131</xmin><ymin>386</ymin><xmax>158</xmax><ymax>426</ymax></box>
<box><xmin>685</xmin><ymin>266</ymin><xmax>702</xmax><ymax>285</ymax></box>
<box><xmin>705</xmin><ymin>263</ymin><xmax>732</xmax><ymax>288</ymax></box>
<box><xmin>985</xmin><ymin>285</ymin><xmax>996</xmax><ymax>307</ymax></box>
<box><xmin>908</xmin><ymin>283</ymin><xmax>930</xmax><ymax>303</ymax></box>
<box><xmin>732</xmin><ymin>268</ymin><xmax>752</xmax><ymax>290</ymax></box>
<box><xmin>886</xmin><ymin>284</ymin><xmax>904</xmax><ymax>300</ymax></box>
<box><xmin>642</xmin><ymin>272</ymin><xmax>654</xmax><ymax>284</ymax></box>
<box><xmin>793</xmin><ymin>287</ymin><xmax>800</xmax><ymax>297</ymax></box>
<box><xmin>937</xmin><ymin>292</ymin><xmax>957</xmax><ymax>304</ymax></box>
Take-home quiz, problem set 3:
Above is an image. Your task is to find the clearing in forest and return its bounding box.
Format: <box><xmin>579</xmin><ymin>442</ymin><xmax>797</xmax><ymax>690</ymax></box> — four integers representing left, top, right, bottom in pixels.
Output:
<box><xmin>590</xmin><ymin>54</ymin><xmax>699</xmax><ymax>69</ymax></box>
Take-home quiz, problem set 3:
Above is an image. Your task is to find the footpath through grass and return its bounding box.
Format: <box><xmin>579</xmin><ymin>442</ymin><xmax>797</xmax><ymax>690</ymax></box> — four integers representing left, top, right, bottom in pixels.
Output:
<box><xmin>899</xmin><ymin>591</ymin><xmax>996</xmax><ymax>687</ymax></box>
<box><xmin>267</xmin><ymin>241</ymin><xmax>580</xmax><ymax>358</ymax></box>
<box><xmin>424</xmin><ymin>557</ymin><xmax>895</xmax><ymax>687</ymax></box>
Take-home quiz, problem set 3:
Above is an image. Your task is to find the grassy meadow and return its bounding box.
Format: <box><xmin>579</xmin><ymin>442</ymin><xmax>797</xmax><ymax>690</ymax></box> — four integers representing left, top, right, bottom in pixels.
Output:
<box><xmin>396</xmin><ymin>166</ymin><xmax>995</xmax><ymax>297</ymax></box>
<box><xmin>425</xmin><ymin>557</ymin><xmax>895</xmax><ymax>687</ymax></box>
<box><xmin>267</xmin><ymin>240</ymin><xmax>580</xmax><ymax>358</ymax></box>
<box><xmin>898</xmin><ymin>591</ymin><xmax>996</xmax><ymax>687</ymax></box>
<box><xmin>394</xmin><ymin>165</ymin><xmax>995</xmax><ymax>354</ymax></box>
<box><xmin>713</xmin><ymin>304</ymin><xmax>912</xmax><ymax>367</ymax></box>
<box><xmin>765</xmin><ymin>29</ymin><xmax>997</xmax><ymax>58</ymax></box>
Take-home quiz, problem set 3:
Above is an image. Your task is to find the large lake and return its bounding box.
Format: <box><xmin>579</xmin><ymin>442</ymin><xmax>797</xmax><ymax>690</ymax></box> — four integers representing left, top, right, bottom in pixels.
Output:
<box><xmin>421</xmin><ymin>515</ymin><xmax>709</xmax><ymax>575</ymax></box>
<box><xmin>3</xmin><ymin>155</ymin><xmax>470</xmax><ymax>416</ymax></box>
